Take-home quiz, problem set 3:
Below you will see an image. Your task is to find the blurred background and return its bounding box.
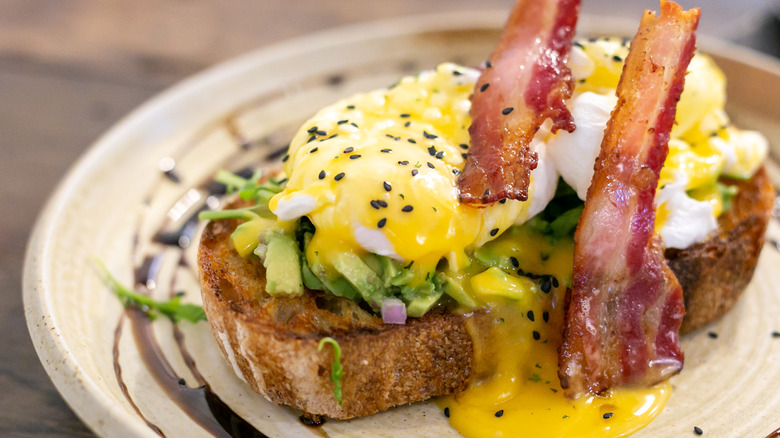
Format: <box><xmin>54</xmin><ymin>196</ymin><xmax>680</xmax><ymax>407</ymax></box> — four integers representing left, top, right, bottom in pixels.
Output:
<box><xmin>0</xmin><ymin>0</ymin><xmax>777</xmax><ymax>436</ymax></box>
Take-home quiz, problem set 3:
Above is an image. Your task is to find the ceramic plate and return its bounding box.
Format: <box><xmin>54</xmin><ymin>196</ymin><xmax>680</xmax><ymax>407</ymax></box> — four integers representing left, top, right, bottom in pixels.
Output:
<box><xmin>23</xmin><ymin>10</ymin><xmax>780</xmax><ymax>438</ymax></box>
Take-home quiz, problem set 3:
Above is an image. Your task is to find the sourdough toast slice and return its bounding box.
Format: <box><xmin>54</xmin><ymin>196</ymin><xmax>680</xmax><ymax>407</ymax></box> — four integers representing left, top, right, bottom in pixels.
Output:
<box><xmin>666</xmin><ymin>166</ymin><xmax>775</xmax><ymax>334</ymax></box>
<box><xmin>199</xmin><ymin>216</ymin><xmax>474</xmax><ymax>419</ymax></box>
<box><xmin>198</xmin><ymin>166</ymin><xmax>774</xmax><ymax>418</ymax></box>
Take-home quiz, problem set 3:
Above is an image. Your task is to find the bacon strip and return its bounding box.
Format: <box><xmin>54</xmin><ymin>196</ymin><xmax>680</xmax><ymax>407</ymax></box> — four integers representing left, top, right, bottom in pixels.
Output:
<box><xmin>558</xmin><ymin>0</ymin><xmax>699</xmax><ymax>397</ymax></box>
<box><xmin>457</xmin><ymin>0</ymin><xmax>579</xmax><ymax>205</ymax></box>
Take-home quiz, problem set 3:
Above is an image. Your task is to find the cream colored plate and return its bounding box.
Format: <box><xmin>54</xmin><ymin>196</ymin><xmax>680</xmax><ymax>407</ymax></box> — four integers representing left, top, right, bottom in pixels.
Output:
<box><xmin>23</xmin><ymin>10</ymin><xmax>780</xmax><ymax>438</ymax></box>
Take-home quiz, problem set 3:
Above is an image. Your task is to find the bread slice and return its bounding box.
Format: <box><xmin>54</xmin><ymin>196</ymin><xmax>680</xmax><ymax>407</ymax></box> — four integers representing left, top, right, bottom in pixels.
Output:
<box><xmin>198</xmin><ymin>216</ymin><xmax>474</xmax><ymax>419</ymax></box>
<box><xmin>198</xmin><ymin>166</ymin><xmax>774</xmax><ymax>419</ymax></box>
<box><xmin>666</xmin><ymin>166</ymin><xmax>775</xmax><ymax>334</ymax></box>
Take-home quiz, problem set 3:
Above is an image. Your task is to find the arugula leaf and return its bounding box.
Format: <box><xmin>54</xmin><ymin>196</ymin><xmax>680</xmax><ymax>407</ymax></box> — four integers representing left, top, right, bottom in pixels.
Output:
<box><xmin>317</xmin><ymin>337</ymin><xmax>344</xmax><ymax>405</ymax></box>
<box><xmin>92</xmin><ymin>258</ymin><xmax>206</xmax><ymax>323</ymax></box>
<box><xmin>199</xmin><ymin>169</ymin><xmax>287</xmax><ymax>222</ymax></box>
<box><xmin>215</xmin><ymin>169</ymin><xmax>285</xmax><ymax>205</ymax></box>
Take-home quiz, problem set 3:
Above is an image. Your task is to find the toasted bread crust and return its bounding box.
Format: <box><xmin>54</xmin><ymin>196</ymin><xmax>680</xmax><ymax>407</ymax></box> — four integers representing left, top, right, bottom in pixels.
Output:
<box><xmin>666</xmin><ymin>166</ymin><xmax>774</xmax><ymax>334</ymax></box>
<box><xmin>199</xmin><ymin>217</ymin><xmax>473</xmax><ymax>419</ymax></box>
<box><xmin>198</xmin><ymin>167</ymin><xmax>773</xmax><ymax>418</ymax></box>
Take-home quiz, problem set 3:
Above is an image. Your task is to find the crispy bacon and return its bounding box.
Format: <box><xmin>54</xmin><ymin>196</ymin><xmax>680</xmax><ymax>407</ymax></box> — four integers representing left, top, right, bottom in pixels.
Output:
<box><xmin>457</xmin><ymin>0</ymin><xmax>579</xmax><ymax>205</ymax></box>
<box><xmin>558</xmin><ymin>0</ymin><xmax>700</xmax><ymax>397</ymax></box>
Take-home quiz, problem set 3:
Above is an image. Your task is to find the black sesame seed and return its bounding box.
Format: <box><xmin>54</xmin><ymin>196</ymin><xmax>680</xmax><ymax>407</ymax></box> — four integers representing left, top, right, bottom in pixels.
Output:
<box><xmin>603</xmin><ymin>412</ymin><xmax>613</xmax><ymax>419</ymax></box>
<box><xmin>343</xmin><ymin>146</ymin><xmax>355</xmax><ymax>153</ymax></box>
<box><xmin>337</xmin><ymin>119</ymin><xmax>348</xmax><ymax>124</ymax></box>
<box><xmin>328</xmin><ymin>134</ymin><xmax>338</xmax><ymax>139</ymax></box>
<box><xmin>282</xmin><ymin>154</ymin><xmax>290</xmax><ymax>162</ymax></box>
<box><xmin>543</xmin><ymin>311</ymin><xmax>549</xmax><ymax>323</ymax></box>
<box><xmin>398</xmin><ymin>160</ymin><xmax>409</xmax><ymax>166</ymax></box>
<box><xmin>377</xmin><ymin>200</ymin><xmax>388</xmax><ymax>208</ymax></box>
<box><xmin>377</xmin><ymin>218</ymin><xmax>387</xmax><ymax>228</ymax></box>
<box><xmin>402</xmin><ymin>205</ymin><xmax>414</xmax><ymax>212</ymax></box>
<box><xmin>307</xmin><ymin>126</ymin><xmax>318</xmax><ymax>133</ymax></box>
<box><xmin>540</xmin><ymin>277</ymin><xmax>552</xmax><ymax>294</ymax></box>
<box><xmin>411</xmin><ymin>169</ymin><xmax>419</xmax><ymax>176</ymax></box>
<box><xmin>533</xmin><ymin>331</ymin><xmax>541</xmax><ymax>340</ymax></box>
<box><xmin>386</xmin><ymin>133</ymin><xmax>397</xmax><ymax>140</ymax></box>
<box><xmin>408</xmin><ymin>138</ymin><xmax>417</xmax><ymax>144</ymax></box>
<box><xmin>310</xmin><ymin>147</ymin><xmax>319</xmax><ymax>153</ymax></box>
<box><xmin>435</xmin><ymin>151</ymin><xmax>445</xmax><ymax>159</ymax></box>
<box><xmin>452</xmin><ymin>169</ymin><xmax>461</xmax><ymax>175</ymax></box>
<box><xmin>380</xmin><ymin>148</ymin><xmax>392</xmax><ymax>153</ymax></box>
<box><xmin>772</xmin><ymin>331</ymin><xmax>780</xmax><ymax>338</ymax></box>
<box><xmin>346</xmin><ymin>105</ymin><xmax>355</xmax><ymax>110</ymax></box>
<box><xmin>517</xmin><ymin>269</ymin><xmax>525</xmax><ymax>276</ymax></box>
<box><xmin>404</xmin><ymin>121</ymin><xmax>411</xmax><ymax>127</ymax></box>
<box><xmin>400</xmin><ymin>113</ymin><xmax>410</xmax><ymax>118</ymax></box>
<box><xmin>551</xmin><ymin>276</ymin><xmax>559</xmax><ymax>288</ymax></box>
<box><xmin>480</xmin><ymin>83</ymin><xmax>490</xmax><ymax>92</ymax></box>
<box><xmin>444</xmin><ymin>407</ymin><xmax>450</xmax><ymax>418</ymax></box>
<box><xmin>502</xmin><ymin>107</ymin><xmax>514</xmax><ymax>115</ymax></box>
<box><xmin>613</xmin><ymin>55</ymin><xmax>623</xmax><ymax>62</ymax></box>
<box><xmin>370</xmin><ymin>200</ymin><xmax>380</xmax><ymax>209</ymax></box>
<box><xmin>485</xmin><ymin>60</ymin><xmax>493</xmax><ymax>68</ymax></box>
<box><xmin>484</xmin><ymin>189</ymin><xmax>491</xmax><ymax>196</ymax></box>
<box><xmin>694</xmin><ymin>426</ymin><xmax>703</xmax><ymax>435</ymax></box>
<box><xmin>510</xmin><ymin>257</ymin><xmax>519</xmax><ymax>268</ymax></box>
<box><xmin>349</xmin><ymin>154</ymin><xmax>361</xmax><ymax>159</ymax></box>
<box><xmin>427</xmin><ymin>162</ymin><xmax>435</xmax><ymax>169</ymax></box>
<box><xmin>318</xmin><ymin>170</ymin><xmax>326</xmax><ymax>180</ymax></box>
<box><xmin>423</xmin><ymin>131</ymin><xmax>438</xmax><ymax>140</ymax></box>
<box><xmin>383</xmin><ymin>181</ymin><xmax>392</xmax><ymax>191</ymax></box>
<box><xmin>351</xmin><ymin>122</ymin><xmax>359</xmax><ymax>128</ymax></box>
<box><xmin>334</xmin><ymin>172</ymin><xmax>345</xmax><ymax>181</ymax></box>
<box><xmin>573</xmin><ymin>41</ymin><xmax>584</xmax><ymax>48</ymax></box>
<box><xmin>494</xmin><ymin>410</ymin><xmax>504</xmax><ymax>418</ymax></box>
<box><xmin>178</xmin><ymin>378</ymin><xmax>186</xmax><ymax>385</ymax></box>
<box><xmin>307</xmin><ymin>135</ymin><xmax>316</xmax><ymax>143</ymax></box>
<box><xmin>490</xmin><ymin>228</ymin><xmax>499</xmax><ymax>236</ymax></box>
<box><xmin>453</xmin><ymin>70</ymin><xmax>463</xmax><ymax>76</ymax></box>
<box><xmin>316</xmin><ymin>130</ymin><xmax>327</xmax><ymax>136</ymax></box>
<box><xmin>428</xmin><ymin>146</ymin><xmax>437</xmax><ymax>156</ymax></box>
<box><xmin>459</xmin><ymin>143</ymin><xmax>469</xmax><ymax>149</ymax></box>
<box><xmin>461</xmin><ymin>153</ymin><xmax>468</xmax><ymax>159</ymax></box>
<box><xmin>499</xmin><ymin>199</ymin><xmax>507</xmax><ymax>204</ymax></box>
<box><xmin>708</xmin><ymin>332</ymin><xmax>718</xmax><ymax>339</ymax></box>
<box><xmin>527</xmin><ymin>311</ymin><xmax>535</xmax><ymax>322</ymax></box>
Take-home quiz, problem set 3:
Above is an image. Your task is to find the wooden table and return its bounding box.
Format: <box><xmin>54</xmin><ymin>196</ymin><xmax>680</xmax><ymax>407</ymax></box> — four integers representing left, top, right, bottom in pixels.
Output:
<box><xmin>1</xmin><ymin>1</ymin><xmax>776</xmax><ymax>436</ymax></box>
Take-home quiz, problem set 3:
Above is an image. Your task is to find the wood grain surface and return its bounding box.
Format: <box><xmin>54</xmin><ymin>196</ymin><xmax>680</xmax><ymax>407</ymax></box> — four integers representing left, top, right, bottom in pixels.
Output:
<box><xmin>0</xmin><ymin>0</ymin><xmax>776</xmax><ymax>436</ymax></box>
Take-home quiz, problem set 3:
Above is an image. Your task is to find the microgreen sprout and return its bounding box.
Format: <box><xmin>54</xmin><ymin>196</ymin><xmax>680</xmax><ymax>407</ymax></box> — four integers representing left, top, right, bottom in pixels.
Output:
<box><xmin>92</xmin><ymin>258</ymin><xmax>206</xmax><ymax>323</ymax></box>
<box><xmin>318</xmin><ymin>337</ymin><xmax>344</xmax><ymax>405</ymax></box>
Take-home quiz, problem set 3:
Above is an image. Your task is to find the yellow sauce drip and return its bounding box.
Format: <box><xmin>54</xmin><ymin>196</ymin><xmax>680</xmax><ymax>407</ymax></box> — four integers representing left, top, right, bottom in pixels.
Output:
<box><xmin>439</xmin><ymin>226</ymin><xmax>670</xmax><ymax>438</ymax></box>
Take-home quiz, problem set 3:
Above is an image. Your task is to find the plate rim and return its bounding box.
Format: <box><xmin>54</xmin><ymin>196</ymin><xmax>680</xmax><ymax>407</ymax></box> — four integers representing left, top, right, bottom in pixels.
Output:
<box><xmin>22</xmin><ymin>9</ymin><xmax>780</xmax><ymax>437</ymax></box>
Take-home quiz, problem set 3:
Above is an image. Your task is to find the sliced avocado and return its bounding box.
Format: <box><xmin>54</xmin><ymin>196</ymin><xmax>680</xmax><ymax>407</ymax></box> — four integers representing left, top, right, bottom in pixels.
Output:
<box><xmin>230</xmin><ymin>217</ymin><xmax>275</xmax><ymax>257</ymax></box>
<box><xmin>375</xmin><ymin>255</ymin><xmax>415</xmax><ymax>287</ymax></box>
<box><xmin>321</xmin><ymin>276</ymin><xmax>361</xmax><ymax>301</ymax></box>
<box><xmin>401</xmin><ymin>280</ymin><xmax>443</xmax><ymax>317</ymax></box>
<box><xmin>332</xmin><ymin>252</ymin><xmax>385</xmax><ymax>306</ymax></box>
<box><xmin>439</xmin><ymin>273</ymin><xmax>479</xmax><ymax>309</ymax></box>
<box><xmin>263</xmin><ymin>230</ymin><xmax>304</xmax><ymax>297</ymax></box>
<box><xmin>402</xmin><ymin>281</ymin><xmax>443</xmax><ymax>317</ymax></box>
<box><xmin>301</xmin><ymin>255</ymin><xmax>325</xmax><ymax>290</ymax></box>
<box><xmin>470</xmin><ymin>267</ymin><xmax>537</xmax><ymax>302</ymax></box>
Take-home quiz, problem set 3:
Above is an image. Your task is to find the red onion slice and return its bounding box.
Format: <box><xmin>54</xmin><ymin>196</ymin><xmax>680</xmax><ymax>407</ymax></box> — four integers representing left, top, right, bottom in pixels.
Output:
<box><xmin>381</xmin><ymin>298</ymin><xmax>407</xmax><ymax>324</ymax></box>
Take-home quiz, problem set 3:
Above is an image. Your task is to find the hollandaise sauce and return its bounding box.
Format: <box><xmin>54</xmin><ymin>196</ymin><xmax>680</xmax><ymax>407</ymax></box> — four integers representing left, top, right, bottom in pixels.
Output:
<box><xmin>439</xmin><ymin>226</ymin><xmax>670</xmax><ymax>438</ymax></box>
